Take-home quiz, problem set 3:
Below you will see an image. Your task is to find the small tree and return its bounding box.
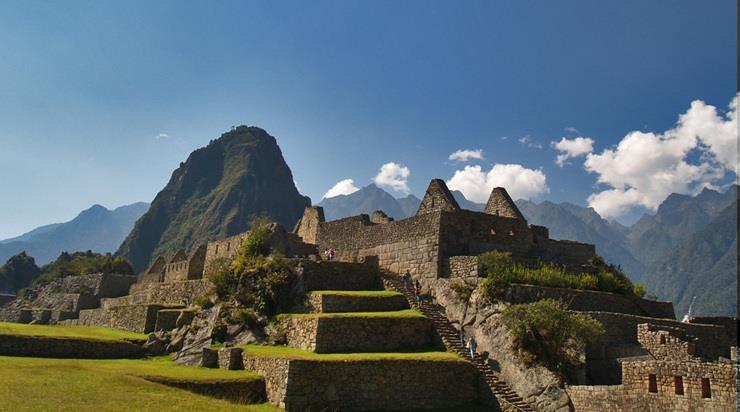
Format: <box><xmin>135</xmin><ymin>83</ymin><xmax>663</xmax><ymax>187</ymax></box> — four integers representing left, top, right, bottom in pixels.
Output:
<box><xmin>502</xmin><ymin>299</ymin><xmax>603</xmax><ymax>374</ymax></box>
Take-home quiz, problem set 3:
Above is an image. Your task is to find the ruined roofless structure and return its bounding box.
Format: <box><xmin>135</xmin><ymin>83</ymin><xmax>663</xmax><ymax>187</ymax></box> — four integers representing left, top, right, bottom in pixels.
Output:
<box><xmin>294</xmin><ymin>179</ymin><xmax>596</xmax><ymax>278</ymax></box>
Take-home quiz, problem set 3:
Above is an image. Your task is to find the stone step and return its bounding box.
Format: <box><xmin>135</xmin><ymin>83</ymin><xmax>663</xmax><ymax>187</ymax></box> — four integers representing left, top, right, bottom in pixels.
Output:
<box><xmin>279</xmin><ymin>310</ymin><xmax>435</xmax><ymax>353</ymax></box>
<box><xmin>305</xmin><ymin>291</ymin><xmax>408</xmax><ymax>313</ymax></box>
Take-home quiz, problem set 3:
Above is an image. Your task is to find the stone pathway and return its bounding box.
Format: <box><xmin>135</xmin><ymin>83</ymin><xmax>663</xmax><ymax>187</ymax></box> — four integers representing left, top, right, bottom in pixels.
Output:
<box><xmin>383</xmin><ymin>274</ymin><xmax>535</xmax><ymax>412</ymax></box>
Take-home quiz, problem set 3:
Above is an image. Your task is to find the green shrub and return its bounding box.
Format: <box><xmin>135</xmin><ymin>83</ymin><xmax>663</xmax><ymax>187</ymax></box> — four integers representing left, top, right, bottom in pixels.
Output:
<box><xmin>35</xmin><ymin>251</ymin><xmax>134</xmax><ymax>285</ymax></box>
<box><xmin>450</xmin><ymin>280</ymin><xmax>475</xmax><ymax>303</ymax></box>
<box><xmin>194</xmin><ymin>295</ymin><xmax>213</xmax><ymax>310</ymax></box>
<box><xmin>479</xmin><ymin>250</ymin><xmax>643</xmax><ymax>299</ymax></box>
<box><xmin>230</xmin><ymin>308</ymin><xmax>258</xmax><ymax>328</ymax></box>
<box><xmin>502</xmin><ymin>299</ymin><xmax>603</xmax><ymax>373</ymax></box>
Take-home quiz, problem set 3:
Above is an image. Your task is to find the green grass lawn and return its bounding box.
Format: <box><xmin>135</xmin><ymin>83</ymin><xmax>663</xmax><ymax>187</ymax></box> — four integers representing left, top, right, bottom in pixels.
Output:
<box><xmin>0</xmin><ymin>356</ymin><xmax>280</xmax><ymax>412</ymax></box>
<box><xmin>309</xmin><ymin>290</ymin><xmax>403</xmax><ymax>298</ymax></box>
<box><xmin>0</xmin><ymin>321</ymin><xmax>147</xmax><ymax>342</ymax></box>
<box><xmin>240</xmin><ymin>344</ymin><xmax>463</xmax><ymax>362</ymax></box>
<box><xmin>278</xmin><ymin>309</ymin><xmax>424</xmax><ymax>319</ymax></box>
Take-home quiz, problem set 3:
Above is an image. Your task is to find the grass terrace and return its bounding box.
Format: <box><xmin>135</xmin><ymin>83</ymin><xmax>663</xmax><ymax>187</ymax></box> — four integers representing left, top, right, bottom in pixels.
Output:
<box><xmin>278</xmin><ymin>309</ymin><xmax>424</xmax><ymax>319</ymax></box>
<box><xmin>0</xmin><ymin>321</ymin><xmax>147</xmax><ymax>342</ymax></box>
<box><xmin>239</xmin><ymin>344</ymin><xmax>463</xmax><ymax>362</ymax></box>
<box><xmin>308</xmin><ymin>290</ymin><xmax>403</xmax><ymax>298</ymax></box>
<box><xmin>0</xmin><ymin>356</ymin><xmax>279</xmax><ymax>411</ymax></box>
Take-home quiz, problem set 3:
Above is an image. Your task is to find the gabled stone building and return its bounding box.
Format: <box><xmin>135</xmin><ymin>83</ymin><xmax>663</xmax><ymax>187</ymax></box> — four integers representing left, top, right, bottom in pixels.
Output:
<box><xmin>293</xmin><ymin>179</ymin><xmax>596</xmax><ymax>278</ymax></box>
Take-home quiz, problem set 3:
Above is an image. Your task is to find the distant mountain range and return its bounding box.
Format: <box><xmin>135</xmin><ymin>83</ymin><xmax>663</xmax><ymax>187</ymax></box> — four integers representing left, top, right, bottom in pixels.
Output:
<box><xmin>117</xmin><ymin>126</ymin><xmax>311</xmax><ymax>272</ymax></box>
<box><xmin>319</xmin><ymin>184</ymin><xmax>738</xmax><ymax>317</ymax></box>
<box><xmin>0</xmin><ymin>202</ymin><xmax>149</xmax><ymax>266</ymax></box>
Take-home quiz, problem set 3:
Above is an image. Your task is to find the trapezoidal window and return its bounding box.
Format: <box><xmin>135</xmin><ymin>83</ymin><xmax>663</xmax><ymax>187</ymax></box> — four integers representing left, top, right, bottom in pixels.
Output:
<box><xmin>701</xmin><ymin>378</ymin><xmax>711</xmax><ymax>398</ymax></box>
<box><xmin>660</xmin><ymin>335</ymin><xmax>666</xmax><ymax>344</ymax></box>
<box><xmin>648</xmin><ymin>374</ymin><xmax>658</xmax><ymax>393</ymax></box>
<box><xmin>674</xmin><ymin>376</ymin><xmax>684</xmax><ymax>395</ymax></box>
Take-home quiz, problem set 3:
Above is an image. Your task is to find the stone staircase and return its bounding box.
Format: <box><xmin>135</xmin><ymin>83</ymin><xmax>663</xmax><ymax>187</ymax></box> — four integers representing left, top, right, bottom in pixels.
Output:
<box><xmin>383</xmin><ymin>274</ymin><xmax>535</xmax><ymax>412</ymax></box>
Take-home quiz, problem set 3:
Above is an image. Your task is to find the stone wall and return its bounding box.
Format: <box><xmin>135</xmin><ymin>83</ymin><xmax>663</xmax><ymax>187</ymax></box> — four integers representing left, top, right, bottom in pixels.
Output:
<box><xmin>242</xmin><ymin>354</ymin><xmax>479</xmax><ymax>412</ymax></box>
<box><xmin>0</xmin><ymin>334</ymin><xmax>143</xmax><ymax>359</ymax></box>
<box><xmin>306</xmin><ymin>292</ymin><xmax>408</xmax><ymax>313</ymax></box>
<box><xmin>299</xmin><ymin>260</ymin><xmax>383</xmax><ymax>291</ymax></box>
<box><xmin>315</xmin><ymin>211</ymin><xmax>443</xmax><ymax>278</ymax></box>
<box><xmin>570</xmin><ymin>358</ymin><xmax>738</xmax><ymax>411</ymax></box>
<box><xmin>585</xmin><ymin>312</ymin><xmax>730</xmax><ymax>361</ymax></box>
<box><xmin>505</xmin><ymin>284</ymin><xmax>675</xmax><ymax>319</ymax></box>
<box><xmin>0</xmin><ymin>293</ymin><xmax>14</xmax><ymax>306</ymax></box>
<box><xmin>445</xmin><ymin>255</ymin><xmax>482</xmax><ymax>281</ymax></box>
<box><xmin>638</xmin><ymin>323</ymin><xmax>696</xmax><ymax>360</ymax></box>
<box><xmin>76</xmin><ymin>304</ymin><xmax>177</xmax><ymax>333</ymax></box>
<box><xmin>280</xmin><ymin>315</ymin><xmax>434</xmax><ymax>353</ymax></box>
<box><xmin>203</xmin><ymin>232</ymin><xmax>248</xmax><ymax>276</ymax></box>
<box><xmin>125</xmin><ymin>279</ymin><xmax>212</xmax><ymax>306</ymax></box>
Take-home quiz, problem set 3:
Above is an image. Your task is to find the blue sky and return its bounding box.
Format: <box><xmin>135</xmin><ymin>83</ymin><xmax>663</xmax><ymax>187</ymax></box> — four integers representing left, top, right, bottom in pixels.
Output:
<box><xmin>0</xmin><ymin>1</ymin><xmax>736</xmax><ymax>238</ymax></box>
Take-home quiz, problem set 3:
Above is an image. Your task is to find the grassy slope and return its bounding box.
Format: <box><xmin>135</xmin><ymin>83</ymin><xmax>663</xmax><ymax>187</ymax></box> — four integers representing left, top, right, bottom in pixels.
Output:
<box><xmin>0</xmin><ymin>356</ymin><xmax>279</xmax><ymax>412</ymax></box>
<box><xmin>0</xmin><ymin>322</ymin><xmax>146</xmax><ymax>342</ymax></box>
<box><xmin>241</xmin><ymin>344</ymin><xmax>462</xmax><ymax>361</ymax></box>
<box><xmin>309</xmin><ymin>290</ymin><xmax>403</xmax><ymax>298</ymax></box>
<box><xmin>278</xmin><ymin>309</ymin><xmax>424</xmax><ymax>319</ymax></box>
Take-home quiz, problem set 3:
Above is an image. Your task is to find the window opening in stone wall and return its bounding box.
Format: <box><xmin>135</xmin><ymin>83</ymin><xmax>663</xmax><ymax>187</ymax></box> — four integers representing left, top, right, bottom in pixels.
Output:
<box><xmin>648</xmin><ymin>374</ymin><xmax>657</xmax><ymax>393</ymax></box>
<box><xmin>227</xmin><ymin>242</ymin><xmax>230</xmax><ymax>252</ymax></box>
<box><xmin>215</xmin><ymin>244</ymin><xmax>219</xmax><ymax>254</ymax></box>
<box><xmin>674</xmin><ymin>376</ymin><xmax>684</xmax><ymax>395</ymax></box>
<box><xmin>701</xmin><ymin>378</ymin><xmax>711</xmax><ymax>398</ymax></box>
<box><xmin>660</xmin><ymin>335</ymin><xmax>666</xmax><ymax>344</ymax></box>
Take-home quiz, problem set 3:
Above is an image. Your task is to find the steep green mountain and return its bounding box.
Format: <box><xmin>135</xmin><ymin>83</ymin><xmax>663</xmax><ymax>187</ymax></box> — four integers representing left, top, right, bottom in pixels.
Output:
<box><xmin>0</xmin><ymin>252</ymin><xmax>40</xmax><ymax>293</ymax></box>
<box><xmin>516</xmin><ymin>200</ymin><xmax>644</xmax><ymax>280</ymax></box>
<box><xmin>117</xmin><ymin>126</ymin><xmax>311</xmax><ymax>272</ymax></box>
<box><xmin>626</xmin><ymin>186</ymin><xmax>738</xmax><ymax>268</ymax></box>
<box><xmin>643</xmin><ymin>200</ymin><xmax>737</xmax><ymax>317</ymax></box>
<box><xmin>317</xmin><ymin>184</ymin><xmax>407</xmax><ymax>221</ymax></box>
<box><xmin>0</xmin><ymin>202</ymin><xmax>149</xmax><ymax>265</ymax></box>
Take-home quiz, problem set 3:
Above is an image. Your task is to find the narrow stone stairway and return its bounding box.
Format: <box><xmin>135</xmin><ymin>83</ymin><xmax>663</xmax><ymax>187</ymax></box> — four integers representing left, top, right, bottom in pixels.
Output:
<box><xmin>383</xmin><ymin>274</ymin><xmax>535</xmax><ymax>412</ymax></box>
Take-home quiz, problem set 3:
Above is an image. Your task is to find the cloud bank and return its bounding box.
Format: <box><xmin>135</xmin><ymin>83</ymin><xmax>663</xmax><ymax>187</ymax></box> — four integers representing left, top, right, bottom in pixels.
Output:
<box><xmin>373</xmin><ymin>162</ymin><xmax>411</xmax><ymax>194</ymax></box>
<box><xmin>323</xmin><ymin>178</ymin><xmax>360</xmax><ymax>199</ymax></box>
<box><xmin>447</xmin><ymin>164</ymin><xmax>548</xmax><ymax>203</ymax></box>
<box><xmin>584</xmin><ymin>94</ymin><xmax>738</xmax><ymax>219</ymax></box>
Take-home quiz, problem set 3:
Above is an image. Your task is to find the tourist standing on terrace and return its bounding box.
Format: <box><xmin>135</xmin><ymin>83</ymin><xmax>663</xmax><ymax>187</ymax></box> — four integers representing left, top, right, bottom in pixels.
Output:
<box><xmin>403</xmin><ymin>271</ymin><xmax>412</xmax><ymax>290</ymax></box>
<box><xmin>414</xmin><ymin>279</ymin><xmax>422</xmax><ymax>306</ymax></box>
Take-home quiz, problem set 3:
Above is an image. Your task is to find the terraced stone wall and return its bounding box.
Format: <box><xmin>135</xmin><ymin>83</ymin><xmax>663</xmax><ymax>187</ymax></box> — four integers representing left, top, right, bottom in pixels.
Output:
<box><xmin>127</xmin><ymin>279</ymin><xmax>212</xmax><ymax>305</ymax></box>
<box><xmin>0</xmin><ymin>334</ymin><xmax>143</xmax><ymax>359</ymax></box>
<box><xmin>306</xmin><ymin>293</ymin><xmax>407</xmax><ymax>313</ymax></box>
<box><xmin>506</xmin><ymin>284</ymin><xmax>675</xmax><ymax>319</ymax></box>
<box><xmin>280</xmin><ymin>315</ymin><xmax>434</xmax><ymax>353</ymax></box>
<box><xmin>286</xmin><ymin>359</ymin><xmax>478</xmax><ymax>411</ymax></box>
<box><xmin>299</xmin><ymin>260</ymin><xmax>382</xmax><ymax>291</ymax></box>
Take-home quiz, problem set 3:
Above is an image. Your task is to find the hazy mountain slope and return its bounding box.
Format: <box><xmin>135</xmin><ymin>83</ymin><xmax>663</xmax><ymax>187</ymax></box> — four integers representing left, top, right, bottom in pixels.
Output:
<box><xmin>0</xmin><ymin>202</ymin><xmax>149</xmax><ymax>265</ymax></box>
<box><xmin>516</xmin><ymin>200</ymin><xmax>644</xmax><ymax>279</ymax></box>
<box><xmin>452</xmin><ymin>191</ymin><xmax>485</xmax><ymax>212</ymax></box>
<box><xmin>397</xmin><ymin>195</ymin><xmax>422</xmax><ymax>217</ymax></box>
<box><xmin>317</xmin><ymin>184</ymin><xmax>406</xmax><ymax>221</ymax></box>
<box><xmin>117</xmin><ymin>126</ymin><xmax>311</xmax><ymax>272</ymax></box>
<box><xmin>643</xmin><ymin>200</ymin><xmax>737</xmax><ymax>317</ymax></box>
<box><xmin>627</xmin><ymin>186</ymin><xmax>737</xmax><ymax>268</ymax></box>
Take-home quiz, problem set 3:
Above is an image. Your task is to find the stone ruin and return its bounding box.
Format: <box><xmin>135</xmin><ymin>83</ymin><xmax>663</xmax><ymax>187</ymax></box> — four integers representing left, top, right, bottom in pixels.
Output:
<box><xmin>1</xmin><ymin>178</ymin><xmax>736</xmax><ymax>411</ymax></box>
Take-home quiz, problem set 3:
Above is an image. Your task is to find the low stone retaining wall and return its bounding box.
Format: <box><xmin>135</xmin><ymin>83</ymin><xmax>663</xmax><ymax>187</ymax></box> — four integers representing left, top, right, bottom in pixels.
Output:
<box><xmin>0</xmin><ymin>334</ymin><xmax>143</xmax><ymax>358</ymax></box>
<box><xmin>307</xmin><ymin>293</ymin><xmax>408</xmax><ymax>313</ymax></box>
<box><xmin>0</xmin><ymin>294</ymin><xmax>15</xmax><ymax>306</ymax></box>
<box><xmin>76</xmin><ymin>304</ymin><xmax>181</xmax><ymax>333</ymax></box>
<box><xmin>154</xmin><ymin>309</ymin><xmax>195</xmax><ymax>332</ymax></box>
<box><xmin>123</xmin><ymin>279</ymin><xmax>212</xmax><ymax>306</ymax></box>
<box><xmin>242</xmin><ymin>355</ymin><xmax>479</xmax><ymax>411</ymax></box>
<box><xmin>142</xmin><ymin>375</ymin><xmax>265</xmax><ymax>404</ymax></box>
<box><xmin>505</xmin><ymin>284</ymin><xmax>675</xmax><ymax>319</ymax></box>
<box><xmin>281</xmin><ymin>315</ymin><xmax>434</xmax><ymax>353</ymax></box>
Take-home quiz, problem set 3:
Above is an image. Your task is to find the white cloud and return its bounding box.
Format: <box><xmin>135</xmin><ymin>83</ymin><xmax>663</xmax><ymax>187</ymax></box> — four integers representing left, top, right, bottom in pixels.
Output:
<box><xmin>584</xmin><ymin>93</ymin><xmax>738</xmax><ymax>219</ymax></box>
<box><xmin>518</xmin><ymin>135</ymin><xmax>543</xmax><ymax>149</ymax></box>
<box><xmin>448</xmin><ymin>149</ymin><xmax>484</xmax><ymax>162</ymax></box>
<box><xmin>447</xmin><ymin>164</ymin><xmax>549</xmax><ymax>203</ymax></box>
<box><xmin>155</xmin><ymin>133</ymin><xmax>169</xmax><ymax>139</ymax></box>
<box><xmin>552</xmin><ymin>136</ymin><xmax>595</xmax><ymax>167</ymax></box>
<box><xmin>323</xmin><ymin>178</ymin><xmax>360</xmax><ymax>199</ymax></box>
<box><xmin>565</xmin><ymin>127</ymin><xmax>580</xmax><ymax>134</ymax></box>
<box><xmin>373</xmin><ymin>162</ymin><xmax>411</xmax><ymax>194</ymax></box>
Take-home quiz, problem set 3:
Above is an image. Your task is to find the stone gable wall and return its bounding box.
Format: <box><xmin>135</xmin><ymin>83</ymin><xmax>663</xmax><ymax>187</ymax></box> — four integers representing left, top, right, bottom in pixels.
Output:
<box><xmin>638</xmin><ymin>323</ymin><xmax>696</xmax><ymax>360</ymax></box>
<box><xmin>203</xmin><ymin>232</ymin><xmax>249</xmax><ymax>276</ymax></box>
